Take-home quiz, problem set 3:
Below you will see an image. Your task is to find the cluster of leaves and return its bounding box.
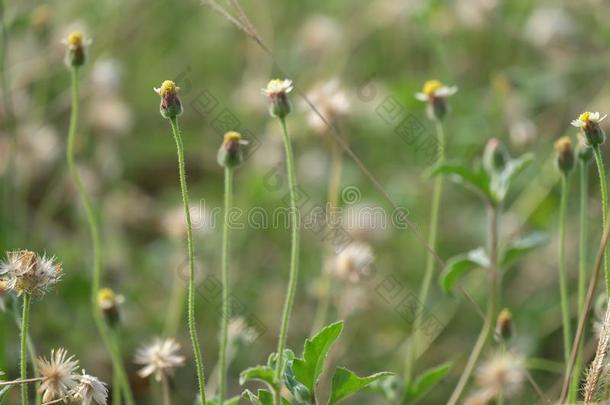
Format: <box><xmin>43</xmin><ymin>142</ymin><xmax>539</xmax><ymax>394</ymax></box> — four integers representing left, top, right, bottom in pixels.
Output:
<box><xmin>238</xmin><ymin>321</ymin><xmax>392</xmax><ymax>404</ymax></box>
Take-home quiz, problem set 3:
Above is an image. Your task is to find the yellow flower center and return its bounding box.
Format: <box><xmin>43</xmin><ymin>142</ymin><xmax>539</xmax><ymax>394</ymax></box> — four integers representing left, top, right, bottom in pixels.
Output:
<box><xmin>423</xmin><ymin>80</ymin><xmax>443</xmax><ymax>96</ymax></box>
<box><xmin>579</xmin><ymin>111</ymin><xmax>591</xmax><ymax>123</ymax></box>
<box><xmin>224</xmin><ymin>131</ymin><xmax>242</xmax><ymax>142</ymax></box>
<box><xmin>67</xmin><ymin>31</ymin><xmax>83</xmax><ymax>47</ymax></box>
<box><xmin>159</xmin><ymin>80</ymin><xmax>179</xmax><ymax>97</ymax></box>
<box><xmin>97</xmin><ymin>288</ymin><xmax>115</xmax><ymax>304</ymax></box>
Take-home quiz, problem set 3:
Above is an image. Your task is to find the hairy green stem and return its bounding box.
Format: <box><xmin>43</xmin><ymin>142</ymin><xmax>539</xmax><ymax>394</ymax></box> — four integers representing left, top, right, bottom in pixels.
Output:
<box><xmin>162</xmin><ymin>375</ymin><xmax>171</xmax><ymax>405</ymax></box>
<box><xmin>447</xmin><ymin>206</ymin><xmax>498</xmax><ymax>405</ymax></box>
<box><xmin>274</xmin><ymin>117</ymin><xmax>301</xmax><ymax>404</ymax></box>
<box><xmin>20</xmin><ymin>294</ymin><xmax>31</xmax><ymax>405</ymax></box>
<box><xmin>169</xmin><ymin>117</ymin><xmax>208</xmax><ymax>405</ymax></box>
<box><xmin>67</xmin><ymin>67</ymin><xmax>134</xmax><ymax>405</ymax></box>
<box><xmin>558</xmin><ymin>175</ymin><xmax>572</xmax><ymax>367</ymax></box>
<box><xmin>404</xmin><ymin>120</ymin><xmax>445</xmax><ymax>386</ymax></box>
<box><xmin>219</xmin><ymin>166</ymin><xmax>234</xmax><ymax>404</ymax></box>
<box><xmin>593</xmin><ymin>146</ymin><xmax>609</xmax><ymax>294</ymax></box>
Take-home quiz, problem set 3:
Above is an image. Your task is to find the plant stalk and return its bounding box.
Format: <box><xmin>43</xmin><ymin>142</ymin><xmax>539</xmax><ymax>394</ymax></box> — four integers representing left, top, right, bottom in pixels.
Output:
<box><xmin>20</xmin><ymin>294</ymin><xmax>31</xmax><ymax>405</ymax></box>
<box><xmin>593</xmin><ymin>146</ymin><xmax>609</xmax><ymax>294</ymax></box>
<box><xmin>558</xmin><ymin>175</ymin><xmax>572</xmax><ymax>367</ymax></box>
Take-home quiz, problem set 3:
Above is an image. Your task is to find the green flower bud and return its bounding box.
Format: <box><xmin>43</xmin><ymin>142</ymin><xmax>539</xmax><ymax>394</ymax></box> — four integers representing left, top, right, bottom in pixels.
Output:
<box><xmin>483</xmin><ymin>138</ymin><xmax>509</xmax><ymax>175</ymax></box>
<box><xmin>63</xmin><ymin>31</ymin><xmax>90</xmax><ymax>68</ymax></box>
<box><xmin>554</xmin><ymin>136</ymin><xmax>575</xmax><ymax>175</ymax></box>
<box><xmin>262</xmin><ymin>79</ymin><xmax>293</xmax><ymax>119</ymax></box>
<box><xmin>217</xmin><ymin>131</ymin><xmax>247</xmax><ymax>168</ymax></box>
<box><xmin>154</xmin><ymin>80</ymin><xmax>183</xmax><ymax>119</ymax></box>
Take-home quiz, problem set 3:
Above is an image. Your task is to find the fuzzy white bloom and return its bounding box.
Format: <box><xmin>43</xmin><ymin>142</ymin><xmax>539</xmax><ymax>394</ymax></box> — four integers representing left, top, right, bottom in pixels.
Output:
<box><xmin>415</xmin><ymin>79</ymin><xmax>458</xmax><ymax>102</ymax></box>
<box><xmin>304</xmin><ymin>79</ymin><xmax>350</xmax><ymax>133</ymax></box>
<box><xmin>333</xmin><ymin>242</ymin><xmax>374</xmax><ymax>283</ymax></box>
<box><xmin>261</xmin><ymin>79</ymin><xmax>293</xmax><ymax>98</ymax></box>
<box><xmin>228</xmin><ymin>317</ymin><xmax>258</xmax><ymax>345</ymax></box>
<box><xmin>571</xmin><ymin>111</ymin><xmax>607</xmax><ymax>128</ymax></box>
<box><xmin>74</xmin><ymin>371</ymin><xmax>108</xmax><ymax>405</ymax></box>
<box><xmin>1</xmin><ymin>250</ymin><xmax>61</xmax><ymax>296</ymax></box>
<box><xmin>473</xmin><ymin>351</ymin><xmax>525</xmax><ymax>401</ymax></box>
<box><xmin>135</xmin><ymin>338</ymin><xmax>185</xmax><ymax>382</ymax></box>
<box><xmin>37</xmin><ymin>348</ymin><xmax>80</xmax><ymax>403</ymax></box>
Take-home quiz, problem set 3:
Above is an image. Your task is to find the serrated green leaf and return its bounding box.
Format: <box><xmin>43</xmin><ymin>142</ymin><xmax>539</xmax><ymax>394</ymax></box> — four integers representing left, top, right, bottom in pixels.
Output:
<box><xmin>490</xmin><ymin>153</ymin><xmax>533</xmax><ymax>203</ymax></box>
<box><xmin>403</xmin><ymin>362</ymin><xmax>452</xmax><ymax>404</ymax></box>
<box><xmin>327</xmin><ymin>367</ymin><xmax>393</xmax><ymax>404</ymax></box>
<box><xmin>292</xmin><ymin>321</ymin><xmax>344</xmax><ymax>393</ymax></box>
<box><xmin>500</xmin><ymin>232</ymin><xmax>549</xmax><ymax>268</ymax></box>
<box><xmin>430</xmin><ymin>161</ymin><xmax>492</xmax><ymax>201</ymax></box>
<box><xmin>239</xmin><ymin>365</ymin><xmax>276</xmax><ymax>390</ymax></box>
<box><xmin>439</xmin><ymin>247</ymin><xmax>489</xmax><ymax>295</ymax></box>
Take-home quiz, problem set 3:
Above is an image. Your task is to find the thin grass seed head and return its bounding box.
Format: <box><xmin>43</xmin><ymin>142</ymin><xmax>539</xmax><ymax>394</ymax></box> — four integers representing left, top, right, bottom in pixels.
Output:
<box><xmin>62</xmin><ymin>31</ymin><xmax>91</xmax><ymax>68</ymax></box>
<box><xmin>571</xmin><ymin>111</ymin><xmax>607</xmax><ymax>147</ymax></box>
<box><xmin>554</xmin><ymin>136</ymin><xmax>575</xmax><ymax>175</ymax></box>
<box><xmin>74</xmin><ymin>371</ymin><xmax>108</xmax><ymax>405</ymax></box>
<box><xmin>37</xmin><ymin>348</ymin><xmax>80</xmax><ymax>403</ymax></box>
<box><xmin>415</xmin><ymin>79</ymin><xmax>457</xmax><ymax>121</ymax></box>
<box><xmin>262</xmin><ymin>79</ymin><xmax>293</xmax><ymax>118</ymax></box>
<box><xmin>97</xmin><ymin>288</ymin><xmax>123</xmax><ymax>327</ymax></box>
<box><xmin>483</xmin><ymin>138</ymin><xmax>509</xmax><ymax>175</ymax></box>
<box><xmin>1</xmin><ymin>250</ymin><xmax>62</xmax><ymax>297</ymax></box>
<box><xmin>134</xmin><ymin>338</ymin><xmax>185</xmax><ymax>382</ymax></box>
<box><xmin>217</xmin><ymin>131</ymin><xmax>248</xmax><ymax>168</ymax></box>
<box><xmin>154</xmin><ymin>80</ymin><xmax>183</xmax><ymax>119</ymax></box>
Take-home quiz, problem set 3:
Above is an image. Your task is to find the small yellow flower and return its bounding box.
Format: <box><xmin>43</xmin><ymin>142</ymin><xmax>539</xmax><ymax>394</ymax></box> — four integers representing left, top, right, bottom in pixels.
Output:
<box><xmin>224</xmin><ymin>131</ymin><xmax>242</xmax><ymax>143</ymax></box>
<box><xmin>97</xmin><ymin>288</ymin><xmax>116</xmax><ymax>310</ymax></box>
<box><xmin>67</xmin><ymin>31</ymin><xmax>83</xmax><ymax>47</ymax></box>
<box><xmin>261</xmin><ymin>79</ymin><xmax>293</xmax><ymax>97</ymax></box>
<box><xmin>416</xmin><ymin>79</ymin><xmax>457</xmax><ymax>101</ymax></box>
<box><xmin>571</xmin><ymin>111</ymin><xmax>607</xmax><ymax>128</ymax></box>
<box><xmin>423</xmin><ymin>80</ymin><xmax>443</xmax><ymax>96</ymax></box>
<box><xmin>154</xmin><ymin>80</ymin><xmax>180</xmax><ymax>97</ymax></box>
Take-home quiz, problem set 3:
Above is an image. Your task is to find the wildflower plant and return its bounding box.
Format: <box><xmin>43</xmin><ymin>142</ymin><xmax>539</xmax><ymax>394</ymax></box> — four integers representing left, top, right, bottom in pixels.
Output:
<box><xmin>154</xmin><ymin>79</ymin><xmax>208</xmax><ymax>404</ymax></box>
<box><xmin>135</xmin><ymin>337</ymin><xmax>185</xmax><ymax>405</ymax></box>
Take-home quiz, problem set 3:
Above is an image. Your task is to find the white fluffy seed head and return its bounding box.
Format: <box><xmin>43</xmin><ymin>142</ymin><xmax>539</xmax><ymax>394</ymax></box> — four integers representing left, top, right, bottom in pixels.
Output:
<box><xmin>37</xmin><ymin>348</ymin><xmax>80</xmax><ymax>403</ymax></box>
<box><xmin>134</xmin><ymin>338</ymin><xmax>185</xmax><ymax>382</ymax></box>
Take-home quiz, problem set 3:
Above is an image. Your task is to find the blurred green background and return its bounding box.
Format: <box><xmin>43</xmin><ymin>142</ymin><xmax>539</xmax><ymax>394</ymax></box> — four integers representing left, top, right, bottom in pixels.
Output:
<box><xmin>2</xmin><ymin>0</ymin><xmax>610</xmax><ymax>403</ymax></box>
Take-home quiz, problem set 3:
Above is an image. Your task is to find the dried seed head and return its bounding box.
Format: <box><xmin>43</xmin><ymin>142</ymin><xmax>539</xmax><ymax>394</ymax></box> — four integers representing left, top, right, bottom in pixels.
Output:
<box><xmin>554</xmin><ymin>136</ymin><xmax>575</xmax><ymax>175</ymax></box>
<box><xmin>333</xmin><ymin>242</ymin><xmax>374</xmax><ymax>283</ymax></box>
<box><xmin>217</xmin><ymin>131</ymin><xmax>248</xmax><ymax>168</ymax></box>
<box><xmin>474</xmin><ymin>351</ymin><xmax>525</xmax><ymax>401</ymax></box>
<box><xmin>62</xmin><ymin>31</ymin><xmax>90</xmax><ymax>68</ymax></box>
<box><xmin>154</xmin><ymin>80</ymin><xmax>183</xmax><ymax>119</ymax></box>
<box><xmin>572</xmin><ymin>111</ymin><xmax>607</xmax><ymax>147</ymax></box>
<box><xmin>1</xmin><ymin>250</ymin><xmax>62</xmax><ymax>297</ymax></box>
<box><xmin>74</xmin><ymin>371</ymin><xmax>108</xmax><ymax>405</ymax></box>
<box><xmin>495</xmin><ymin>308</ymin><xmax>513</xmax><ymax>342</ymax></box>
<box><xmin>262</xmin><ymin>79</ymin><xmax>293</xmax><ymax>119</ymax></box>
<box><xmin>483</xmin><ymin>138</ymin><xmax>509</xmax><ymax>175</ymax></box>
<box><xmin>37</xmin><ymin>348</ymin><xmax>80</xmax><ymax>403</ymax></box>
<box><xmin>415</xmin><ymin>79</ymin><xmax>457</xmax><ymax>121</ymax></box>
<box><xmin>134</xmin><ymin>338</ymin><xmax>185</xmax><ymax>382</ymax></box>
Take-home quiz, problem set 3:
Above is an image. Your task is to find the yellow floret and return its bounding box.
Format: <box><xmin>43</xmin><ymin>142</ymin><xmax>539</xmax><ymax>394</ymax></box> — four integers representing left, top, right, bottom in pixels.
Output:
<box><xmin>224</xmin><ymin>131</ymin><xmax>242</xmax><ymax>142</ymax></box>
<box><xmin>67</xmin><ymin>31</ymin><xmax>83</xmax><ymax>46</ymax></box>
<box><xmin>159</xmin><ymin>80</ymin><xmax>179</xmax><ymax>97</ymax></box>
<box><xmin>423</xmin><ymin>79</ymin><xmax>443</xmax><ymax>96</ymax></box>
<box><xmin>579</xmin><ymin>111</ymin><xmax>591</xmax><ymax>123</ymax></box>
<box><xmin>97</xmin><ymin>288</ymin><xmax>116</xmax><ymax>304</ymax></box>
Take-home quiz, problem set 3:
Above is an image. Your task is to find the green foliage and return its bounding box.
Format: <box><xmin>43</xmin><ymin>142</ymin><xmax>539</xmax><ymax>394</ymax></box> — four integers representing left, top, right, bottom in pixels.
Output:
<box><xmin>500</xmin><ymin>232</ymin><xmax>549</xmax><ymax>268</ymax></box>
<box><xmin>241</xmin><ymin>389</ymin><xmax>289</xmax><ymax>405</ymax></box>
<box><xmin>327</xmin><ymin>368</ymin><xmax>393</xmax><ymax>404</ymax></box>
<box><xmin>439</xmin><ymin>247</ymin><xmax>489</xmax><ymax>294</ymax></box>
<box><xmin>402</xmin><ymin>362</ymin><xmax>452</xmax><ymax>404</ymax></box>
<box><xmin>240</xmin><ymin>365</ymin><xmax>277</xmax><ymax>391</ymax></box>
<box><xmin>206</xmin><ymin>396</ymin><xmax>240</xmax><ymax>405</ymax></box>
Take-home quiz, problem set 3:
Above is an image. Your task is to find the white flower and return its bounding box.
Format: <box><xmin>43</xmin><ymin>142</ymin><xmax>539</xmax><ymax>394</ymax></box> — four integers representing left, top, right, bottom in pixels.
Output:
<box><xmin>261</xmin><ymin>79</ymin><xmax>293</xmax><ymax>98</ymax></box>
<box><xmin>304</xmin><ymin>79</ymin><xmax>350</xmax><ymax>133</ymax></box>
<box><xmin>74</xmin><ymin>371</ymin><xmax>108</xmax><ymax>405</ymax></box>
<box><xmin>37</xmin><ymin>348</ymin><xmax>80</xmax><ymax>403</ymax></box>
<box><xmin>571</xmin><ymin>111</ymin><xmax>607</xmax><ymax>128</ymax></box>
<box><xmin>334</xmin><ymin>242</ymin><xmax>374</xmax><ymax>283</ymax></box>
<box><xmin>228</xmin><ymin>317</ymin><xmax>258</xmax><ymax>345</ymax></box>
<box><xmin>135</xmin><ymin>338</ymin><xmax>185</xmax><ymax>382</ymax></box>
<box><xmin>474</xmin><ymin>351</ymin><xmax>525</xmax><ymax>400</ymax></box>
<box><xmin>1</xmin><ymin>250</ymin><xmax>61</xmax><ymax>297</ymax></box>
<box><xmin>415</xmin><ymin>79</ymin><xmax>458</xmax><ymax>102</ymax></box>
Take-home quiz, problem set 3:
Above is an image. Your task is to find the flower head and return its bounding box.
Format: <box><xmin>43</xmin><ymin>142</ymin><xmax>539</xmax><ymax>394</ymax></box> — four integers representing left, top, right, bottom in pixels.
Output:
<box><xmin>334</xmin><ymin>242</ymin><xmax>374</xmax><ymax>283</ymax></box>
<box><xmin>474</xmin><ymin>351</ymin><xmax>525</xmax><ymax>401</ymax></box>
<box><xmin>1</xmin><ymin>250</ymin><xmax>62</xmax><ymax>296</ymax></box>
<box><xmin>135</xmin><ymin>338</ymin><xmax>185</xmax><ymax>382</ymax></box>
<box><xmin>74</xmin><ymin>371</ymin><xmax>108</xmax><ymax>405</ymax></box>
<box><xmin>571</xmin><ymin>111</ymin><xmax>607</xmax><ymax>146</ymax></box>
<box><xmin>415</xmin><ymin>80</ymin><xmax>457</xmax><ymax>121</ymax></box>
<box><xmin>62</xmin><ymin>31</ymin><xmax>91</xmax><ymax>68</ymax></box>
<box><xmin>97</xmin><ymin>288</ymin><xmax>123</xmax><ymax>327</ymax></box>
<box><xmin>495</xmin><ymin>308</ymin><xmax>513</xmax><ymax>342</ymax></box>
<box><xmin>217</xmin><ymin>131</ymin><xmax>249</xmax><ymax>168</ymax></box>
<box><xmin>554</xmin><ymin>136</ymin><xmax>575</xmax><ymax>175</ymax></box>
<box><xmin>154</xmin><ymin>80</ymin><xmax>182</xmax><ymax>119</ymax></box>
<box><xmin>37</xmin><ymin>348</ymin><xmax>80</xmax><ymax>403</ymax></box>
<box><xmin>304</xmin><ymin>79</ymin><xmax>350</xmax><ymax>133</ymax></box>
<box><xmin>262</xmin><ymin>79</ymin><xmax>293</xmax><ymax>118</ymax></box>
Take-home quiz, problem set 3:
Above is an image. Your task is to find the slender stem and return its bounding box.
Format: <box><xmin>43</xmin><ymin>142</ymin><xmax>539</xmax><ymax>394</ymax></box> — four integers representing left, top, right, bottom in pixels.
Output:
<box><xmin>0</xmin><ymin>377</ymin><xmax>43</xmax><ymax>387</ymax></box>
<box><xmin>169</xmin><ymin>117</ymin><xmax>208</xmax><ymax>405</ymax></box>
<box><xmin>274</xmin><ymin>117</ymin><xmax>301</xmax><ymax>404</ymax></box>
<box><xmin>447</xmin><ymin>206</ymin><xmax>498</xmax><ymax>405</ymax></box>
<box><xmin>558</xmin><ymin>175</ymin><xmax>572</xmax><ymax>366</ymax></box>
<box><xmin>161</xmin><ymin>375</ymin><xmax>171</xmax><ymax>405</ymax></box>
<box><xmin>20</xmin><ymin>294</ymin><xmax>31</xmax><ymax>405</ymax></box>
<box><xmin>310</xmin><ymin>138</ymin><xmax>343</xmax><ymax>335</ymax></box>
<box><xmin>66</xmin><ymin>67</ymin><xmax>134</xmax><ymax>405</ymax></box>
<box><xmin>404</xmin><ymin>120</ymin><xmax>445</xmax><ymax>385</ymax></box>
<box><xmin>593</xmin><ymin>146</ymin><xmax>609</xmax><ymax>294</ymax></box>
<box><xmin>569</xmin><ymin>162</ymin><xmax>588</xmax><ymax>402</ymax></box>
<box><xmin>110</xmin><ymin>331</ymin><xmax>123</xmax><ymax>405</ymax></box>
<box><xmin>219</xmin><ymin>166</ymin><xmax>233</xmax><ymax>404</ymax></box>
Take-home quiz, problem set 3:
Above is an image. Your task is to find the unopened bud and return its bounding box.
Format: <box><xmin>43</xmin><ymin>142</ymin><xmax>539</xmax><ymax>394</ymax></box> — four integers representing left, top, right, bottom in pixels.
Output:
<box><xmin>217</xmin><ymin>131</ymin><xmax>247</xmax><ymax>168</ymax></box>
<box><xmin>495</xmin><ymin>308</ymin><xmax>513</xmax><ymax>342</ymax></box>
<box><xmin>554</xmin><ymin>136</ymin><xmax>575</xmax><ymax>175</ymax></box>
<box><xmin>154</xmin><ymin>80</ymin><xmax>183</xmax><ymax>119</ymax></box>
<box><xmin>483</xmin><ymin>138</ymin><xmax>509</xmax><ymax>175</ymax></box>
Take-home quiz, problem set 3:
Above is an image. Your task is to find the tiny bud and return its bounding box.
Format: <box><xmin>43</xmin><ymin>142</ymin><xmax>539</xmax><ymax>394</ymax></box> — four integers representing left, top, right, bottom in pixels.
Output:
<box><xmin>573</xmin><ymin>111</ymin><xmax>607</xmax><ymax>147</ymax></box>
<box><xmin>495</xmin><ymin>308</ymin><xmax>513</xmax><ymax>342</ymax></box>
<box><xmin>97</xmin><ymin>288</ymin><xmax>122</xmax><ymax>327</ymax></box>
<box><xmin>483</xmin><ymin>138</ymin><xmax>509</xmax><ymax>175</ymax></box>
<box><xmin>154</xmin><ymin>80</ymin><xmax>183</xmax><ymax>119</ymax></box>
<box><xmin>576</xmin><ymin>137</ymin><xmax>593</xmax><ymax>162</ymax></box>
<box><xmin>63</xmin><ymin>31</ymin><xmax>89</xmax><ymax>68</ymax></box>
<box><xmin>415</xmin><ymin>79</ymin><xmax>458</xmax><ymax>121</ymax></box>
<box><xmin>554</xmin><ymin>136</ymin><xmax>575</xmax><ymax>175</ymax></box>
<box><xmin>217</xmin><ymin>131</ymin><xmax>247</xmax><ymax>168</ymax></box>
<box><xmin>262</xmin><ymin>79</ymin><xmax>293</xmax><ymax>119</ymax></box>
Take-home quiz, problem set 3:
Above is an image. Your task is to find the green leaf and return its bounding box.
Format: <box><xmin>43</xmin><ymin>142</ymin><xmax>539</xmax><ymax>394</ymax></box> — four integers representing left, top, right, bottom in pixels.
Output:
<box><xmin>439</xmin><ymin>247</ymin><xmax>489</xmax><ymax>295</ymax></box>
<box><xmin>500</xmin><ymin>232</ymin><xmax>549</xmax><ymax>268</ymax></box>
<box><xmin>430</xmin><ymin>161</ymin><xmax>492</xmax><ymax>201</ymax></box>
<box><xmin>292</xmin><ymin>321</ymin><xmax>344</xmax><ymax>392</ymax></box>
<box><xmin>327</xmin><ymin>367</ymin><xmax>393</xmax><ymax>404</ymax></box>
<box><xmin>206</xmin><ymin>397</ymin><xmax>240</xmax><ymax>405</ymax></box>
<box><xmin>240</xmin><ymin>365</ymin><xmax>277</xmax><ymax>390</ymax></box>
<box><xmin>403</xmin><ymin>362</ymin><xmax>452</xmax><ymax>403</ymax></box>
<box><xmin>490</xmin><ymin>153</ymin><xmax>533</xmax><ymax>203</ymax></box>
<box><xmin>241</xmin><ymin>389</ymin><xmax>275</xmax><ymax>405</ymax></box>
